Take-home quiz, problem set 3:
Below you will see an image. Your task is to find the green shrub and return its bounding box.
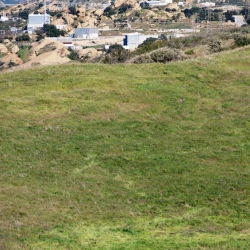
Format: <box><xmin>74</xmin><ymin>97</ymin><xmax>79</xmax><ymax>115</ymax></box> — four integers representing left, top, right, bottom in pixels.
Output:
<box><xmin>150</xmin><ymin>48</ymin><xmax>188</xmax><ymax>63</ymax></box>
<box><xmin>207</xmin><ymin>38</ymin><xmax>221</xmax><ymax>53</ymax></box>
<box><xmin>131</xmin><ymin>54</ymin><xmax>153</xmax><ymax>64</ymax></box>
<box><xmin>8</xmin><ymin>61</ymin><xmax>17</xmax><ymax>67</ymax></box>
<box><xmin>185</xmin><ymin>49</ymin><xmax>195</xmax><ymax>55</ymax></box>
<box><xmin>68</xmin><ymin>6</ymin><xmax>77</xmax><ymax>15</ymax></box>
<box><xmin>19</xmin><ymin>10</ymin><xmax>29</xmax><ymax>20</ymax></box>
<box><xmin>233</xmin><ymin>35</ymin><xmax>250</xmax><ymax>47</ymax></box>
<box><xmin>103</xmin><ymin>7</ymin><xmax>116</xmax><ymax>17</ymax></box>
<box><xmin>118</xmin><ymin>3</ymin><xmax>132</xmax><ymax>14</ymax></box>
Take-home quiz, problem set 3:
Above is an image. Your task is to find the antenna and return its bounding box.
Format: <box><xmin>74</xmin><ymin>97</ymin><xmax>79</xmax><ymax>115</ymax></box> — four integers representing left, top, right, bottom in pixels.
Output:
<box><xmin>44</xmin><ymin>0</ymin><xmax>46</xmax><ymax>25</ymax></box>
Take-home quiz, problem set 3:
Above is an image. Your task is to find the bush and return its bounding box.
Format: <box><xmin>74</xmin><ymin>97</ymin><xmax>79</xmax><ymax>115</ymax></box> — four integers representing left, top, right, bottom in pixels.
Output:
<box><xmin>233</xmin><ymin>35</ymin><xmax>250</xmax><ymax>47</ymax></box>
<box><xmin>8</xmin><ymin>61</ymin><xmax>17</xmax><ymax>67</ymax></box>
<box><xmin>131</xmin><ymin>47</ymin><xmax>188</xmax><ymax>64</ymax></box>
<box><xmin>68</xmin><ymin>48</ymin><xmax>78</xmax><ymax>60</ymax></box>
<box><xmin>16</xmin><ymin>34</ymin><xmax>30</xmax><ymax>42</ymax></box>
<box><xmin>43</xmin><ymin>24</ymin><xmax>65</xmax><ymax>37</ymax></box>
<box><xmin>185</xmin><ymin>49</ymin><xmax>195</xmax><ymax>55</ymax></box>
<box><xmin>131</xmin><ymin>54</ymin><xmax>153</xmax><ymax>64</ymax></box>
<box><xmin>68</xmin><ymin>6</ymin><xmax>77</xmax><ymax>15</ymax></box>
<box><xmin>103</xmin><ymin>7</ymin><xmax>116</xmax><ymax>17</ymax></box>
<box><xmin>19</xmin><ymin>10</ymin><xmax>29</xmax><ymax>20</ymax></box>
<box><xmin>102</xmin><ymin>44</ymin><xmax>130</xmax><ymax>64</ymax></box>
<box><xmin>207</xmin><ymin>38</ymin><xmax>221</xmax><ymax>53</ymax></box>
<box><xmin>150</xmin><ymin>48</ymin><xmax>188</xmax><ymax>63</ymax></box>
<box><xmin>118</xmin><ymin>4</ymin><xmax>132</xmax><ymax>14</ymax></box>
<box><xmin>107</xmin><ymin>44</ymin><xmax>124</xmax><ymax>53</ymax></box>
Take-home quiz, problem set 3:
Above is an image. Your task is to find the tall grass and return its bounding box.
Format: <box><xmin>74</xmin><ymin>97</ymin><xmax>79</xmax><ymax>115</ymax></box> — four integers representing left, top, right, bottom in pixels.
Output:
<box><xmin>0</xmin><ymin>47</ymin><xmax>250</xmax><ymax>249</ymax></box>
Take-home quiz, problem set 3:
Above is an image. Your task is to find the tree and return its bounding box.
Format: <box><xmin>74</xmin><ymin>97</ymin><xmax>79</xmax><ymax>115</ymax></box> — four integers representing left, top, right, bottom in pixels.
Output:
<box><xmin>19</xmin><ymin>10</ymin><xmax>29</xmax><ymax>20</ymax></box>
<box><xmin>184</xmin><ymin>8</ymin><xmax>193</xmax><ymax>18</ymax></box>
<box><xmin>118</xmin><ymin>4</ymin><xmax>132</xmax><ymax>14</ymax></box>
<box><xmin>68</xmin><ymin>6</ymin><xmax>78</xmax><ymax>15</ymax></box>
<box><xmin>43</xmin><ymin>24</ymin><xmax>65</xmax><ymax>37</ymax></box>
<box><xmin>224</xmin><ymin>10</ymin><xmax>236</xmax><ymax>22</ymax></box>
<box><xmin>103</xmin><ymin>7</ymin><xmax>116</xmax><ymax>17</ymax></box>
<box><xmin>107</xmin><ymin>44</ymin><xmax>125</xmax><ymax>53</ymax></box>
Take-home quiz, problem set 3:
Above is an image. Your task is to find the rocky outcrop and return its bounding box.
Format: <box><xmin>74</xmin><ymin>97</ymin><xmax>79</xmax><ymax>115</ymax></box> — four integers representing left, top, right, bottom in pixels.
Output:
<box><xmin>11</xmin><ymin>45</ymin><xmax>19</xmax><ymax>54</ymax></box>
<box><xmin>20</xmin><ymin>50</ymin><xmax>70</xmax><ymax>68</ymax></box>
<box><xmin>0</xmin><ymin>53</ymin><xmax>23</xmax><ymax>68</ymax></box>
<box><xmin>77</xmin><ymin>48</ymin><xmax>102</xmax><ymax>59</ymax></box>
<box><xmin>32</xmin><ymin>39</ymin><xmax>70</xmax><ymax>58</ymax></box>
<box><xmin>0</xmin><ymin>44</ymin><xmax>8</xmax><ymax>54</ymax></box>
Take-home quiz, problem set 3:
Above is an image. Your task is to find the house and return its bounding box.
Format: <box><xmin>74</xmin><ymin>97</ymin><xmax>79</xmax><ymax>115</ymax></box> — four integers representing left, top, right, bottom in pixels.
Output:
<box><xmin>27</xmin><ymin>13</ymin><xmax>51</xmax><ymax>34</ymax></box>
<box><xmin>75</xmin><ymin>28</ymin><xmax>99</xmax><ymax>39</ymax></box>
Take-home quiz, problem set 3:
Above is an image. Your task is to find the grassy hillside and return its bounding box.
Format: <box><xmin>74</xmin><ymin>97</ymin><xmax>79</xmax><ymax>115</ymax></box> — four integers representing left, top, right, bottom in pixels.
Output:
<box><xmin>0</xmin><ymin>48</ymin><xmax>250</xmax><ymax>249</ymax></box>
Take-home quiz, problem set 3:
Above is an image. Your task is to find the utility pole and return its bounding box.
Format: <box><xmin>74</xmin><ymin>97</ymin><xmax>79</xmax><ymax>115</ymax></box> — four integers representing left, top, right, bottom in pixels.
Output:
<box><xmin>44</xmin><ymin>0</ymin><xmax>46</xmax><ymax>25</ymax></box>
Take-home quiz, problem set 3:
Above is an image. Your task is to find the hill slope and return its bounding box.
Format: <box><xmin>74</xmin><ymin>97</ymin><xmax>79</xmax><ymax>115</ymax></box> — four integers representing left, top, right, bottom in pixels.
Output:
<box><xmin>0</xmin><ymin>48</ymin><xmax>250</xmax><ymax>249</ymax></box>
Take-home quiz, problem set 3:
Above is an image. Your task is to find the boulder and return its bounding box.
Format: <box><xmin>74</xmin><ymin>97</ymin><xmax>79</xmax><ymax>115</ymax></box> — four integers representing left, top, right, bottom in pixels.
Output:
<box><xmin>11</xmin><ymin>45</ymin><xmax>19</xmax><ymax>54</ymax></box>
<box><xmin>0</xmin><ymin>53</ymin><xmax>23</xmax><ymax>67</ymax></box>
<box><xmin>77</xmin><ymin>48</ymin><xmax>102</xmax><ymax>59</ymax></box>
<box><xmin>95</xmin><ymin>9</ymin><xmax>104</xmax><ymax>16</ymax></box>
<box><xmin>3</xmin><ymin>39</ymin><xmax>11</xmax><ymax>44</ymax></box>
<box><xmin>32</xmin><ymin>39</ymin><xmax>70</xmax><ymax>58</ymax></box>
<box><xmin>77</xmin><ymin>7</ymin><xmax>86</xmax><ymax>17</ymax></box>
<box><xmin>0</xmin><ymin>43</ymin><xmax>8</xmax><ymax>54</ymax></box>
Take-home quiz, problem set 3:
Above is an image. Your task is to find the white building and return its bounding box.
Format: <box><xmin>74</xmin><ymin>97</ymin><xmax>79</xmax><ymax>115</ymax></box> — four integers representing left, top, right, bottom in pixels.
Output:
<box><xmin>0</xmin><ymin>11</ymin><xmax>8</xmax><ymax>22</ymax></box>
<box><xmin>200</xmin><ymin>2</ymin><xmax>216</xmax><ymax>7</ymax></box>
<box><xmin>123</xmin><ymin>33</ymin><xmax>140</xmax><ymax>50</ymax></box>
<box><xmin>75</xmin><ymin>28</ymin><xmax>98</xmax><ymax>39</ymax></box>
<box><xmin>56</xmin><ymin>25</ymin><xmax>67</xmax><ymax>30</ymax></box>
<box><xmin>140</xmin><ymin>0</ymin><xmax>172</xmax><ymax>7</ymax></box>
<box><xmin>123</xmin><ymin>33</ymin><xmax>159</xmax><ymax>50</ymax></box>
<box><xmin>27</xmin><ymin>13</ymin><xmax>50</xmax><ymax>33</ymax></box>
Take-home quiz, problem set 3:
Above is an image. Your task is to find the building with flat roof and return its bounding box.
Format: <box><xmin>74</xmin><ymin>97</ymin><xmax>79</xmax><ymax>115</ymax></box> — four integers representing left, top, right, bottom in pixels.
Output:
<box><xmin>75</xmin><ymin>28</ymin><xmax>98</xmax><ymax>39</ymax></box>
<box><xmin>27</xmin><ymin>13</ymin><xmax>50</xmax><ymax>33</ymax></box>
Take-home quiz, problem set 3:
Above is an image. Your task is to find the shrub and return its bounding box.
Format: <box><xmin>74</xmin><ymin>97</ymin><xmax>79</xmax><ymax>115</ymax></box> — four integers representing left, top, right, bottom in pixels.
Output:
<box><xmin>8</xmin><ymin>61</ymin><xmax>17</xmax><ymax>67</ymax></box>
<box><xmin>107</xmin><ymin>44</ymin><xmax>125</xmax><ymax>53</ymax></box>
<box><xmin>43</xmin><ymin>24</ymin><xmax>65</xmax><ymax>37</ymax></box>
<box><xmin>118</xmin><ymin>4</ymin><xmax>132</xmax><ymax>14</ymax></box>
<box><xmin>19</xmin><ymin>10</ymin><xmax>29</xmax><ymax>20</ymax></box>
<box><xmin>16</xmin><ymin>34</ymin><xmax>30</xmax><ymax>42</ymax></box>
<box><xmin>68</xmin><ymin>48</ymin><xmax>78</xmax><ymax>60</ymax></box>
<box><xmin>131</xmin><ymin>54</ymin><xmax>153</xmax><ymax>64</ymax></box>
<box><xmin>185</xmin><ymin>49</ymin><xmax>195</xmax><ymax>55</ymax></box>
<box><xmin>103</xmin><ymin>7</ymin><xmax>116</xmax><ymax>17</ymax></box>
<box><xmin>68</xmin><ymin>6</ymin><xmax>77</xmax><ymax>15</ymax></box>
<box><xmin>131</xmin><ymin>48</ymin><xmax>188</xmax><ymax>64</ymax></box>
<box><xmin>207</xmin><ymin>38</ymin><xmax>221</xmax><ymax>53</ymax></box>
<box><xmin>150</xmin><ymin>48</ymin><xmax>188</xmax><ymax>63</ymax></box>
<box><xmin>233</xmin><ymin>35</ymin><xmax>250</xmax><ymax>47</ymax></box>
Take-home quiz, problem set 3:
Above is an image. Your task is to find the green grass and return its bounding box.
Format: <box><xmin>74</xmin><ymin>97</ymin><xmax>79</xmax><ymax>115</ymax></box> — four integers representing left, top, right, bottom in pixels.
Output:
<box><xmin>0</xmin><ymin>47</ymin><xmax>250</xmax><ymax>249</ymax></box>
<box><xmin>18</xmin><ymin>47</ymin><xmax>32</xmax><ymax>63</ymax></box>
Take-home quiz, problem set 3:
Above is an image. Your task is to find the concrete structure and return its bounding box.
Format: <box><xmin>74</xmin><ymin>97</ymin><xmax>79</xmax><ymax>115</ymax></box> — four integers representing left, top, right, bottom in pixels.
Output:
<box><xmin>10</xmin><ymin>27</ymin><xmax>17</xmax><ymax>33</ymax></box>
<box><xmin>233</xmin><ymin>15</ymin><xmax>246</xmax><ymax>27</ymax></box>
<box><xmin>123</xmin><ymin>33</ymin><xmax>140</xmax><ymax>50</ymax></box>
<box><xmin>200</xmin><ymin>2</ymin><xmax>215</xmax><ymax>7</ymax></box>
<box><xmin>123</xmin><ymin>33</ymin><xmax>160</xmax><ymax>50</ymax></box>
<box><xmin>27</xmin><ymin>13</ymin><xmax>50</xmax><ymax>33</ymax></box>
<box><xmin>75</xmin><ymin>28</ymin><xmax>98</xmax><ymax>39</ymax></box>
<box><xmin>140</xmin><ymin>0</ymin><xmax>172</xmax><ymax>7</ymax></box>
<box><xmin>0</xmin><ymin>1</ymin><xmax>5</xmax><ymax>8</ymax></box>
<box><xmin>56</xmin><ymin>25</ymin><xmax>67</xmax><ymax>30</ymax></box>
<box><xmin>0</xmin><ymin>11</ymin><xmax>8</xmax><ymax>22</ymax></box>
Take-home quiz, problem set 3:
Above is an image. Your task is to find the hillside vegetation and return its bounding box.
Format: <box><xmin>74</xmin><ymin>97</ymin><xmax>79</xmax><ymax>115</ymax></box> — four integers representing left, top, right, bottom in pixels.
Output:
<box><xmin>0</xmin><ymin>47</ymin><xmax>250</xmax><ymax>249</ymax></box>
